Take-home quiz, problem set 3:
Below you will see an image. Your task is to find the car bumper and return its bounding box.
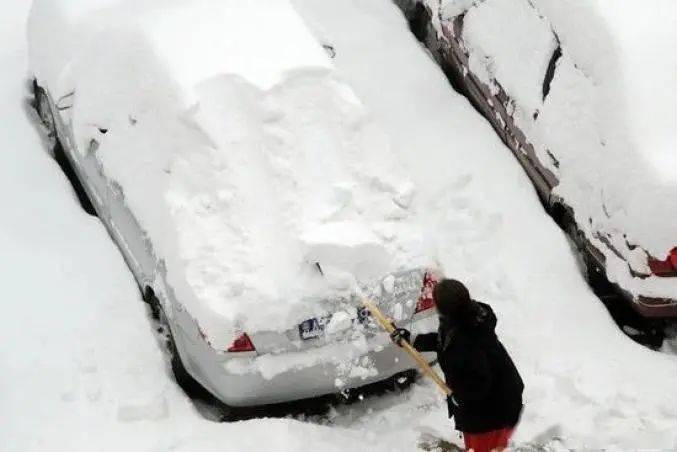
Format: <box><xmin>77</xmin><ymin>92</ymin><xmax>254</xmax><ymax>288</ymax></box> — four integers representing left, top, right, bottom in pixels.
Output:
<box><xmin>585</xmin><ymin>240</ymin><xmax>677</xmax><ymax>318</ymax></box>
<box><xmin>184</xmin><ymin>317</ymin><xmax>437</xmax><ymax>407</ymax></box>
<box><xmin>631</xmin><ymin>295</ymin><xmax>677</xmax><ymax>318</ymax></box>
<box><xmin>218</xmin><ymin>342</ymin><xmax>434</xmax><ymax>406</ymax></box>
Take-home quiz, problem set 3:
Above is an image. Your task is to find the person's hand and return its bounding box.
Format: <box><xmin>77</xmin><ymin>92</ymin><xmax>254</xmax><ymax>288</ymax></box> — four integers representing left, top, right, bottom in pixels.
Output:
<box><xmin>389</xmin><ymin>327</ymin><xmax>411</xmax><ymax>346</ymax></box>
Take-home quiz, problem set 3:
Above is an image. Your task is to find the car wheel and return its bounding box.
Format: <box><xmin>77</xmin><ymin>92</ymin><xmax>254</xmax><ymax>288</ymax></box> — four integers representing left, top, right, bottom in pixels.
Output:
<box><xmin>143</xmin><ymin>288</ymin><xmax>161</xmax><ymax>320</ymax></box>
<box><xmin>153</xmin><ymin>299</ymin><xmax>201</xmax><ymax>393</ymax></box>
<box><xmin>147</xmin><ymin>290</ymin><xmax>236</xmax><ymax>420</ymax></box>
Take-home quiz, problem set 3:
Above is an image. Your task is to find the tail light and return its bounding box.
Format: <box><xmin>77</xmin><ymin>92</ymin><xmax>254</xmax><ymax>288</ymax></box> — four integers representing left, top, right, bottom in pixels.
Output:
<box><xmin>648</xmin><ymin>248</ymin><xmax>677</xmax><ymax>277</ymax></box>
<box><xmin>227</xmin><ymin>333</ymin><xmax>256</xmax><ymax>353</ymax></box>
<box><xmin>415</xmin><ymin>271</ymin><xmax>439</xmax><ymax>313</ymax></box>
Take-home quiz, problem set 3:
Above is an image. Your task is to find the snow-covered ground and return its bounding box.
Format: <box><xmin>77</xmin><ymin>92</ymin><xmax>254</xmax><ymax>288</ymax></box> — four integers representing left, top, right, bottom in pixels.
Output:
<box><xmin>3</xmin><ymin>1</ymin><xmax>677</xmax><ymax>451</ymax></box>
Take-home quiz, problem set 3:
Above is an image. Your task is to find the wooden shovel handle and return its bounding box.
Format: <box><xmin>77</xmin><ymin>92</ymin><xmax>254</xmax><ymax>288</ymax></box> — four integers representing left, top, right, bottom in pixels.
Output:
<box><xmin>362</xmin><ymin>298</ymin><xmax>452</xmax><ymax>397</ymax></box>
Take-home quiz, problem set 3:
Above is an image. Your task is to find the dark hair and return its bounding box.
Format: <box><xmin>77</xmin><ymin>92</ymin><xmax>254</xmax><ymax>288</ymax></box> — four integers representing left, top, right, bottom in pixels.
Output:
<box><xmin>433</xmin><ymin>279</ymin><xmax>471</xmax><ymax>318</ymax></box>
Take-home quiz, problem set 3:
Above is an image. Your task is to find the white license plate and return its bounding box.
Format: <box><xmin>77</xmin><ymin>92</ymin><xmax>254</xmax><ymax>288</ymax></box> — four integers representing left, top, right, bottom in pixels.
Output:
<box><xmin>298</xmin><ymin>316</ymin><xmax>328</xmax><ymax>340</ymax></box>
<box><xmin>299</xmin><ymin>307</ymin><xmax>372</xmax><ymax>340</ymax></box>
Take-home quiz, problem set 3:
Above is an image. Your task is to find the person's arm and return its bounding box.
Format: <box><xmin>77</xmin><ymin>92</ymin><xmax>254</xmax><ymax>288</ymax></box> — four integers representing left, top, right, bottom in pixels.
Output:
<box><xmin>390</xmin><ymin>329</ymin><xmax>438</xmax><ymax>352</ymax></box>
<box><xmin>412</xmin><ymin>332</ymin><xmax>438</xmax><ymax>352</ymax></box>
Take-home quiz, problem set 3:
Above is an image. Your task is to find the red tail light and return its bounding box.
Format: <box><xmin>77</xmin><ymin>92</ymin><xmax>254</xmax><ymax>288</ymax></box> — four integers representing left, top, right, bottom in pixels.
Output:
<box><xmin>415</xmin><ymin>272</ymin><xmax>439</xmax><ymax>313</ymax></box>
<box><xmin>227</xmin><ymin>333</ymin><xmax>256</xmax><ymax>353</ymax></box>
<box><xmin>648</xmin><ymin>248</ymin><xmax>677</xmax><ymax>277</ymax></box>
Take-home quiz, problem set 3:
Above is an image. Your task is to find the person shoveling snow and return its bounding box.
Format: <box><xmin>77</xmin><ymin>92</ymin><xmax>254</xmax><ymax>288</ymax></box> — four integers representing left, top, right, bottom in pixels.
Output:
<box><xmin>390</xmin><ymin>279</ymin><xmax>524</xmax><ymax>452</ymax></box>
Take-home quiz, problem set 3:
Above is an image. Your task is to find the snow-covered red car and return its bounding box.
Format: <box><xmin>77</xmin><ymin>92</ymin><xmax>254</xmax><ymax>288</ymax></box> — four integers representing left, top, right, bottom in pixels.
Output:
<box><xmin>396</xmin><ymin>0</ymin><xmax>677</xmax><ymax>317</ymax></box>
<box><xmin>28</xmin><ymin>0</ymin><xmax>437</xmax><ymax>413</ymax></box>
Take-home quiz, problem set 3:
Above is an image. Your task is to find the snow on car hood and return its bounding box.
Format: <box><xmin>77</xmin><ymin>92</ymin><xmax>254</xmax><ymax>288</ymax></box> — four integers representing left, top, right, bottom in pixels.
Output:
<box><xmin>49</xmin><ymin>0</ymin><xmax>428</xmax><ymax>346</ymax></box>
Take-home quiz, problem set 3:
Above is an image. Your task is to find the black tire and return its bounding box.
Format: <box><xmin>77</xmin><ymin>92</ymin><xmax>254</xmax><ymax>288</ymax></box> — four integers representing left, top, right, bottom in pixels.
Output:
<box><xmin>584</xmin><ymin>256</ymin><xmax>608</xmax><ymax>292</ymax></box>
<box><xmin>153</xmin><ymin>299</ymin><xmax>202</xmax><ymax>394</ymax></box>
<box><xmin>145</xmin><ymin>289</ymin><xmax>236</xmax><ymax>420</ymax></box>
<box><xmin>143</xmin><ymin>287</ymin><xmax>161</xmax><ymax>320</ymax></box>
<box><xmin>145</xmin><ymin>289</ymin><xmax>195</xmax><ymax>387</ymax></box>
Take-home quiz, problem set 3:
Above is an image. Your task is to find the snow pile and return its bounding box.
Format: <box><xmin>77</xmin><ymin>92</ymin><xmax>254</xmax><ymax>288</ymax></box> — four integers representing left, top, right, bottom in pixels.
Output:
<box><xmin>29</xmin><ymin>0</ymin><xmax>428</xmax><ymax>343</ymax></box>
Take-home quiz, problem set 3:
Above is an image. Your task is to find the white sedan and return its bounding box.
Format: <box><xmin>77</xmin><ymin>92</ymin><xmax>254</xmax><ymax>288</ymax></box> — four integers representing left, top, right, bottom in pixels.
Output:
<box><xmin>28</xmin><ymin>0</ymin><xmax>437</xmax><ymax>414</ymax></box>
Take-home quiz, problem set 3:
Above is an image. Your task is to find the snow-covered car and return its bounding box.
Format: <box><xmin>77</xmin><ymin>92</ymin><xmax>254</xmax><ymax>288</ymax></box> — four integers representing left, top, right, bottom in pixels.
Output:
<box><xmin>28</xmin><ymin>0</ymin><xmax>438</xmax><ymax>411</ymax></box>
<box><xmin>396</xmin><ymin>0</ymin><xmax>677</xmax><ymax>317</ymax></box>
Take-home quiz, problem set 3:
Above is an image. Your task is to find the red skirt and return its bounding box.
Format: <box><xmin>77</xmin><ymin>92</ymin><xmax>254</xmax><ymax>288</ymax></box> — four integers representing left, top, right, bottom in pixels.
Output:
<box><xmin>463</xmin><ymin>427</ymin><xmax>514</xmax><ymax>452</ymax></box>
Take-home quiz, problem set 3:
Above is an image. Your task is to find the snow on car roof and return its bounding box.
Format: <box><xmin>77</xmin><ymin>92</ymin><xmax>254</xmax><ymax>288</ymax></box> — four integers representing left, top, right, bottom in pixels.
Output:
<box><xmin>32</xmin><ymin>0</ymin><xmax>428</xmax><ymax>345</ymax></box>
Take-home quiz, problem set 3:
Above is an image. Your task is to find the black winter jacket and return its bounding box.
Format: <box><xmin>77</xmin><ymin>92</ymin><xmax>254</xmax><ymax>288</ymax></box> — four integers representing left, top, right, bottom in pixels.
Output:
<box><xmin>413</xmin><ymin>302</ymin><xmax>523</xmax><ymax>433</ymax></box>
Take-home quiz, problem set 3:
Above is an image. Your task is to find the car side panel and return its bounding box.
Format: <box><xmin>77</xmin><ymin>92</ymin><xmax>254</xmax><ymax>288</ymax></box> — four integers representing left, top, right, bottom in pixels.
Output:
<box><xmin>48</xmin><ymin>88</ymin><xmax>157</xmax><ymax>289</ymax></box>
<box><xmin>47</xmin><ymin>86</ymin><xmax>210</xmax><ymax>376</ymax></box>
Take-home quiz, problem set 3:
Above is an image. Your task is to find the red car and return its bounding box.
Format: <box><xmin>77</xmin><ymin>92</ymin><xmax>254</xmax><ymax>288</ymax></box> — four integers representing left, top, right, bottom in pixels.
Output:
<box><xmin>396</xmin><ymin>0</ymin><xmax>677</xmax><ymax>318</ymax></box>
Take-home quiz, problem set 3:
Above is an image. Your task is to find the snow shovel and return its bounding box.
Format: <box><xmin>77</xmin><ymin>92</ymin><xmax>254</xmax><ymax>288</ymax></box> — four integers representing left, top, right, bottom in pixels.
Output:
<box><xmin>360</xmin><ymin>296</ymin><xmax>452</xmax><ymax>397</ymax></box>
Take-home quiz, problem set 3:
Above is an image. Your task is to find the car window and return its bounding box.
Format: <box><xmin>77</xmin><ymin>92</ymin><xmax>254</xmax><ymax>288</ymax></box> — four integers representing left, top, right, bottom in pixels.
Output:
<box><xmin>542</xmin><ymin>43</ymin><xmax>562</xmax><ymax>101</ymax></box>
